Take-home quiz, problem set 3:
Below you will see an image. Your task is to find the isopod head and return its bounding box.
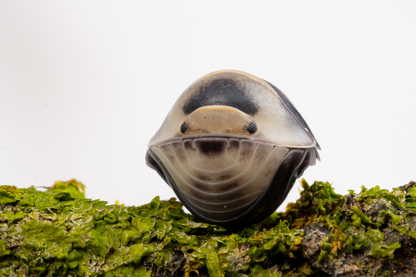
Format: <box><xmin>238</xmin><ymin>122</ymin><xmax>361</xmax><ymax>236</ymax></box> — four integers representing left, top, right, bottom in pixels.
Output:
<box><xmin>146</xmin><ymin>70</ymin><xmax>320</xmax><ymax>228</ymax></box>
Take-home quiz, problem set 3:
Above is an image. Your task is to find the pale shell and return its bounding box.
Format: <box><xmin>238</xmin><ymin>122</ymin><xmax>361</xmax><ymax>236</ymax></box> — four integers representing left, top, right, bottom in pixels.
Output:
<box><xmin>146</xmin><ymin>70</ymin><xmax>320</xmax><ymax>228</ymax></box>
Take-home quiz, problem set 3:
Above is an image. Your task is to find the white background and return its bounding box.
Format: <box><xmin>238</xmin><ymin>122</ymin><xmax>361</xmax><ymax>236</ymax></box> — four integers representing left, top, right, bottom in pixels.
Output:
<box><xmin>0</xmin><ymin>2</ymin><xmax>415</xmax><ymax>211</ymax></box>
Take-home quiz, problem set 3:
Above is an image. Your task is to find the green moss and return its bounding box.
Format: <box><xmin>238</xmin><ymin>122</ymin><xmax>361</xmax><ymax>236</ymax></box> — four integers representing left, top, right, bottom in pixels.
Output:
<box><xmin>0</xmin><ymin>179</ymin><xmax>415</xmax><ymax>276</ymax></box>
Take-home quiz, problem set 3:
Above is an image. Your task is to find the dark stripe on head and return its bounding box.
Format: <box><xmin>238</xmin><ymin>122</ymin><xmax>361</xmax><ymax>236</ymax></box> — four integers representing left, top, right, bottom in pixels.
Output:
<box><xmin>183</xmin><ymin>78</ymin><xmax>258</xmax><ymax>115</ymax></box>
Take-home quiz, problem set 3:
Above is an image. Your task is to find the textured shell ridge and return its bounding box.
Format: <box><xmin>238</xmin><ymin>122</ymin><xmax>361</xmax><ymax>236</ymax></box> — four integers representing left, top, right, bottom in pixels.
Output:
<box><xmin>149</xmin><ymin>138</ymin><xmax>290</xmax><ymax>220</ymax></box>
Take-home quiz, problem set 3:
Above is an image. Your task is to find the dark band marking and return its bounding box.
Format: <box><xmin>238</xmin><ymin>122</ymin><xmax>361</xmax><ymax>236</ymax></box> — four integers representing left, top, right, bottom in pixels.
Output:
<box><xmin>183</xmin><ymin>78</ymin><xmax>258</xmax><ymax>115</ymax></box>
<box><xmin>195</xmin><ymin>140</ymin><xmax>225</xmax><ymax>155</ymax></box>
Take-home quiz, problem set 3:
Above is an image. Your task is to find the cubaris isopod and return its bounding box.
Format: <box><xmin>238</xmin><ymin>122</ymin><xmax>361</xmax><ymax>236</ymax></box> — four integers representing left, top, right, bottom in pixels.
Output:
<box><xmin>146</xmin><ymin>70</ymin><xmax>320</xmax><ymax>228</ymax></box>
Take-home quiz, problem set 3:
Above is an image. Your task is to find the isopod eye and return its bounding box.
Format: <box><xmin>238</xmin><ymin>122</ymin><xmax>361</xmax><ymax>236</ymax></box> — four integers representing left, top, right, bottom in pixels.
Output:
<box><xmin>246</xmin><ymin>122</ymin><xmax>257</xmax><ymax>134</ymax></box>
<box><xmin>180</xmin><ymin>122</ymin><xmax>188</xmax><ymax>133</ymax></box>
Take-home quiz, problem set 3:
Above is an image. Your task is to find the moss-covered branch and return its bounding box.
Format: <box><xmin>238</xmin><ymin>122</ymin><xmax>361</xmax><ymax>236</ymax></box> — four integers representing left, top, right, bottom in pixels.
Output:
<box><xmin>1</xmin><ymin>179</ymin><xmax>416</xmax><ymax>276</ymax></box>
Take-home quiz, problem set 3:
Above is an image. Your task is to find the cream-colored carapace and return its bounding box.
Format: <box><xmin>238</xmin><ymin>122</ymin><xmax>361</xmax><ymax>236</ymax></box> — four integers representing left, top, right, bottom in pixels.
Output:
<box><xmin>146</xmin><ymin>70</ymin><xmax>320</xmax><ymax>228</ymax></box>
